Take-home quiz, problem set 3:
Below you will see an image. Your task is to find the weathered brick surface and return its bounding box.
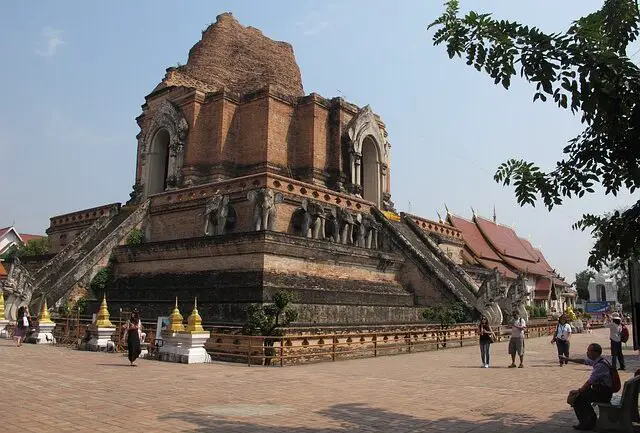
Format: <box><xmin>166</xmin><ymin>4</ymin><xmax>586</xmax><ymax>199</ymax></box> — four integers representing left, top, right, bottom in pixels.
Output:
<box><xmin>3</xmin><ymin>328</ymin><xmax>636</xmax><ymax>432</ymax></box>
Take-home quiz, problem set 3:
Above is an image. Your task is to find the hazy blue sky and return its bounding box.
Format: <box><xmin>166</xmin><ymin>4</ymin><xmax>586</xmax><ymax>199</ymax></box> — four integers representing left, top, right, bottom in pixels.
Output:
<box><xmin>1</xmin><ymin>1</ymin><xmax>635</xmax><ymax>282</ymax></box>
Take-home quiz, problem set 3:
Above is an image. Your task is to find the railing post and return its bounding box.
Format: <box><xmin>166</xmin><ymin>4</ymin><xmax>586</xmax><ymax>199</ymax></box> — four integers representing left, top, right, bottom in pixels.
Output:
<box><xmin>332</xmin><ymin>336</ymin><xmax>336</xmax><ymax>362</ymax></box>
<box><xmin>248</xmin><ymin>336</ymin><xmax>252</xmax><ymax>367</ymax></box>
<box><xmin>373</xmin><ymin>334</ymin><xmax>377</xmax><ymax>357</ymax></box>
<box><xmin>280</xmin><ymin>336</ymin><xmax>284</xmax><ymax>367</ymax></box>
<box><xmin>436</xmin><ymin>331</ymin><xmax>440</xmax><ymax>350</ymax></box>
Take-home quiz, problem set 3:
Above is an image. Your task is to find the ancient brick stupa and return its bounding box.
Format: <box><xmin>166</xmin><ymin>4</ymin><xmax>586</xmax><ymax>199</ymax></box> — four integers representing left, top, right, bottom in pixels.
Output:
<box><xmin>20</xmin><ymin>12</ymin><xmax>562</xmax><ymax>328</ymax></box>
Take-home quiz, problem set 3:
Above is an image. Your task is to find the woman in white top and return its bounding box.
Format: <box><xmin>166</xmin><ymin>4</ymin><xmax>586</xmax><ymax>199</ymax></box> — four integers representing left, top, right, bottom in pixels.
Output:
<box><xmin>551</xmin><ymin>314</ymin><xmax>571</xmax><ymax>366</ymax></box>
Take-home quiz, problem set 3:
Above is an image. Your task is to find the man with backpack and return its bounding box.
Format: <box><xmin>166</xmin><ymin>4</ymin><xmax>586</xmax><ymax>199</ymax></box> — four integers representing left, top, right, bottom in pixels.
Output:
<box><xmin>604</xmin><ymin>312</ymin><xmax>626</xmax><ymax>370</ymax></box>
<box><xmin>567</xmin><ymin>343</ymin><xmax>620</xmax><ymax>431</ymax></box>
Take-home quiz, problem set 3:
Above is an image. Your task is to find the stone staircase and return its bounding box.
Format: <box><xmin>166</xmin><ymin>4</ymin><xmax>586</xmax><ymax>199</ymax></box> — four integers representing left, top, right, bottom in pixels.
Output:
<box><xmin>372</xmin><ymin>208</ymin><xmax>479</xmax><ymax>310</ymax></box>
<box><xmin>28</xmin><ymin>200</ymin><xmax>150</xmax><ymax>312</ymax></box>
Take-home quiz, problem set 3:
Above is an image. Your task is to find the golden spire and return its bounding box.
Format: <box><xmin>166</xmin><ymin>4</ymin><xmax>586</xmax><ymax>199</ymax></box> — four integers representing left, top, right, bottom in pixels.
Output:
<box><xmin>167</xmin><ymin>297</ymin><xmax>185</xmax><ymax>332</ymax></box>
<box><xmin>185</xmin><ymin>297</ymin><xmax>205</xmax><ymax>333</ymax></box>
<box><xmin>94</xmin><ymin>294</ymin><xmax>114</xmax><ymax>328</ymax></box>
<box><xmin>0</xmin><ymin>290</ymin><xmax>5</xmax><ymax>320</ymax></box>
<box><xmin>39</xmin><ymin>299</ymin><xmax>53</xmax><ymax>324</ymax></box>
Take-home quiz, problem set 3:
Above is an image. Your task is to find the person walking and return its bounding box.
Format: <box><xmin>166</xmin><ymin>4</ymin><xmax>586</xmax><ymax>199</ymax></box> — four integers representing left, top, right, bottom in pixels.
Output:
<box><xmin>123</xmin><ymin>310</ymin><xmax>143</xmax><ymax>367</ymax></box>
<box><xmin>567</xmin><ymin>343</ymin><xmax>615</xmax><ymax>430</ymax></box>
<box><xmin>551</xmin><ymin>314</ymin><xmax>572</xmax><ymax>366</ymax></box>
<box><xmin>478</xmin><ymin>316</ymin><xmax>494</xmax><ymax>368</ymax></box>
<box><xmin>508</xmin><ymin>311</ymin><xmax>526</xmax><ymax>368</ymax></box>
<box><xmin>603</xmin><ymin>312</ymin><xmax>625</xmax><ymax>370</ymax></box>
<box><xmin>13</xmin><ymin>306</ymin><xmax>28</xmax><ymax>347</ymax></box>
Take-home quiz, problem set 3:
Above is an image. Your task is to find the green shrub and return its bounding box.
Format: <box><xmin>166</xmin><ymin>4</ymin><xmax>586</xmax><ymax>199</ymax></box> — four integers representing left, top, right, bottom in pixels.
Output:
<box><xmin>126</xmin><ymin>229</ymin><xmax>145</xmax><ymax>245</ymax></box>
<box><xmin>90</xmin><ymin>267</ymin><xmax>114</xmax><ymax>298</ymax></box>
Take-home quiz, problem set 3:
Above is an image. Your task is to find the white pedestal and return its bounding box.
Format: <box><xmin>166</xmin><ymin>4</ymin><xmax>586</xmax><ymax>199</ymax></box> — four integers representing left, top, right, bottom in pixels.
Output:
<box><xmin>34</xmin><ymin>322</ymin><xmax>56</xmax><ymax>344</ymax></box>
<box><xmin>175</xmin><ymin>332</ymin><xmax>211</xmax><ymax>364</ymax></box>
<box><xmin>0</xmin><ymin>319</ymin><xmax>9</xmax><ymax>339</ymax></box>
<box><xmin>86</xmin><ymin>326</ymin><xmax>116</xmax><ymax>351</ymax></box>
<box><xmin>158</xmin><ymin>332</ymin><xmax>183</xmax><ymax>362</ymax></box>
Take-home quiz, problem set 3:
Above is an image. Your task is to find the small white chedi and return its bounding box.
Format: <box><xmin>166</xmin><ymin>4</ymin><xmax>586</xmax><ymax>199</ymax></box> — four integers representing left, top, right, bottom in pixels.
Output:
<box><xmin>159</xmin><ymin>297</ymin><xmax>211</xmax><ymax>364</ymax></box>
<box><xmin>34</xmin><ymin>299</ymin><xmax>56</xmax><ymax>344</ymax></box>
<box><xmin>87</xmin><ymin>295</ymin><xmax>116</xmax><ymax>351</ymax></box>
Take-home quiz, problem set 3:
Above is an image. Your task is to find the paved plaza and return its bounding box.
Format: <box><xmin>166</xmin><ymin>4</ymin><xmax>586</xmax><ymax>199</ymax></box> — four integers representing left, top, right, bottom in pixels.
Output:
<box><xmin>2</xmin><ymin>328</ymin><xmax>638</xmax><ymax>432</ymax></box>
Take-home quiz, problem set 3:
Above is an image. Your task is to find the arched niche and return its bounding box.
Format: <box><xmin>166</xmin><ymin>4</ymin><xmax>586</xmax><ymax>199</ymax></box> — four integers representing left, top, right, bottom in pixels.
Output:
<box><xmin>361</xmin><ymin>136</ymin><xmax>380</xmax><ymax>206</ymax></box>
<box><xmin>148</xmin><ymin>129</ymin><xmax>170</xmax><ymax>195</ymax></box>
<box><xmin>345</xmin><ymin>105</ymin><xmax>390</xmax><ymax>207</ymax></box>
<box><xmin>138</xmin><ymin>100</ymin><xmax>189</xmax><ymax>198</ymax></box>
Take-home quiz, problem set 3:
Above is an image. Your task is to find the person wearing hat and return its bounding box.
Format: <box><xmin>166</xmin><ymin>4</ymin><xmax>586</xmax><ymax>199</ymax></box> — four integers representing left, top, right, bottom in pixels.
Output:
<box><xmin>604</xmin><ymin>312</ymin><xmax>625</xmax><ymax>370</ymax></box>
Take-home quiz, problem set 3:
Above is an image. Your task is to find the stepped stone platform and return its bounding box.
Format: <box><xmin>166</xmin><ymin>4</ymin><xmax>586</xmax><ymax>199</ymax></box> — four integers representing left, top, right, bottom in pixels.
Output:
<box><xmin>2</xmin><ymin>328</ymin><xmax>635</xmax><ymax>432</ymax></box>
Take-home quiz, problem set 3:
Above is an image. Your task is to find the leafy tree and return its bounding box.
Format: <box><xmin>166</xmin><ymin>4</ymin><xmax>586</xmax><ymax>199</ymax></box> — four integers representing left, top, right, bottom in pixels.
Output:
<box><xmin>575</xmin><ymin>269</ymin><xmax>596</xmax><ymax>301</ymax></box>
<box><xmin>89</xmin><ymin>267</ymin><xmax>114</xmax><ymax>299</ymax></box>
<box><xmin>429</xmin><ymin>0</ymin><xmax>640</xmax><ymax>269</ymax></box>
<box><xmin>21</xmin><ymin>237</ymin><xmax>50</xmax><ymax>256</ymax></box>
<box><xmin>242</xmin><ymin>291</ymin><xmax>298</xmax><ymax>365</ymax></box>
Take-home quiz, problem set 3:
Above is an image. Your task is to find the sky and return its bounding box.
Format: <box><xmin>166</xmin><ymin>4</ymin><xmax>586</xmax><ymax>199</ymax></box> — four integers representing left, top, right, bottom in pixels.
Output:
<box><xmin>1</xmin><ymin>1</ymin><xmax>636</xmax><ymax>282</ymax></box>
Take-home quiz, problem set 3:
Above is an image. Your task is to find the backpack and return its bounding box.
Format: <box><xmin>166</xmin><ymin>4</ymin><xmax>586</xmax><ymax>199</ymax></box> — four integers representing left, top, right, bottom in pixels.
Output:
<box><xmin>602</xmin><ymin>359</ymin><xmax>622</xmax><ymax>393</ymax></box>
<box><xmin>620</xmin><ymin>325</ymin><xmax>629</xmax><ymax>343</ymax></box>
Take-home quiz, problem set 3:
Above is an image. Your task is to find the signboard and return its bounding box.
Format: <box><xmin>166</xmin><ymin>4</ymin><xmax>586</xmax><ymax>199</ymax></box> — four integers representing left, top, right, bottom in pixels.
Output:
<box><xmin>629</xmin><ymin>260</ymin><xmax>640</xmax><ymax>350</ymax></box>
<box><xmin>155</xmin><ymin>316</ymin><xmax>170</xmax><ymax>344</ymax></box>
<box><xmin>584</xmin><ymin>302</ymin><xmax>611</xmax><ymax>314</ymax></box>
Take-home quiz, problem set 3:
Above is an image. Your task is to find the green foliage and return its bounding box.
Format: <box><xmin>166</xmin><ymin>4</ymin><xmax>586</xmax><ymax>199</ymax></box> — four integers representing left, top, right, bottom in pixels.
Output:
<box><xmin>89</xmin><ymin>267</ymin><xmax>114</xmax><ymax>298</ymax></box>
<box><xmin>538</xmin><ymin>307</ymin><xmax>548</xmax><ymax>318</ymax></box>
<box><xmin>242</xmin><ymin>291</ymin><xmax>299</xmax><ymax>337</ymax></box>
<box><xmin>575</xmin><ymin>269</ymin><xmax>596</xmax><ymax>301</ymax></box>
<box><xmin>21</xmin><ymin>237</ymin><xmax>50</xmax><ymax>256</ymax></box>
<box><xmin>0</xmin><ymin>237</ymin><xmax>50</xmax><ymax>261</ymax></box>
<box><xmin>429</xmin><ymin>0</ymin><xmax>640</xmax><ymax>269</ymax></box>
<box><xmin>126</xmin><ymin>229</ymin><xmax>145</xmax><ymax>246</ymax></box>
<box><xmin>422</xmin><ymin>302</ymin><xmax>467</xmax><ymax>327</ymax></box>
<box><xmin>75</xmin><ymin>297</ymin><xmax>88</xmax><ymax>314</ymax></box>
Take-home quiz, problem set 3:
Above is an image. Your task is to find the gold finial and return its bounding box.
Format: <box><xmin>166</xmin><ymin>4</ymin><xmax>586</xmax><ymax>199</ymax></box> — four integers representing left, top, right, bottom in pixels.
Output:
<box><xmin>167</xmin><ymin>297</ymin><xmax>185</xmax><ymax>332</ymax></box>
<box><xmin>185</xmin><ymin>297</ymin><xmax>205</xmax><ymax>333</ymax></box>
<box><xmin>0</xmin><ymin>290</ymin><xmax>5</xmax><ymax>319</ymax></box>
<box><xmin>94</xmin><ymin>294</ymin><xmax>114</xmax><ymax>328</ymax></box>
<box><xmin>39</xmin><ymin>299</ymin><xmax>53</xmax><ymax>324</ymax></box>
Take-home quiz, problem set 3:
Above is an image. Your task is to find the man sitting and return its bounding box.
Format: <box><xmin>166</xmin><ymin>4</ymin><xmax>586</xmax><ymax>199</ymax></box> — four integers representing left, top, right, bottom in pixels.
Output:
<box><xmin>567</xmin><ymin>343</ymin><xmax>614</xmax><ymax>431</ymax></box>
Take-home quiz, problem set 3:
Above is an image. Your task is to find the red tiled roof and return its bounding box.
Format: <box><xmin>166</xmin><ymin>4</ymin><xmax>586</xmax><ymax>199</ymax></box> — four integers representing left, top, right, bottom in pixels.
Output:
<box><xmin>0</xmin><ymin>226</ymin><xmax>13</xmax><ymax>238</ymax></box>
<box><xmin>534</xmin><ymin>290</ymin><xmax>550</xmax><ymax>300</ymax></box>
<box><xmin>0</xmin><ymin>262</ymin><xmax>7</xmax><ymax>278</ymax></box>
<box><xmin>474</xmin><ymin>216</ymin><xmax>538</xmax><ymax>262</ymax></box>
<box><xmin>19</xmin><ymin>233</ymin><xmax>44</xmax><ymax>243</ymax></box>
<box><xmin>536</xmin><ymin>278</ymin><xmax>551</xmax><ymax>291</ymax></box>
<box><xmin>449</xmin><ymin>215</ymin><xmax>502</xmax><ymax>261</ymax></box>
<box><xmin>476</xmin><ymin>258</ymin><xmax>518</xmax><ymax>280</ymax></box>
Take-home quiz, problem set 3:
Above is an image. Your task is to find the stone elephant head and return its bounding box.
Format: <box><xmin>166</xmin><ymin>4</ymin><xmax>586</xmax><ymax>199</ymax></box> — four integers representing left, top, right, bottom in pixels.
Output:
<box><xmin>337</xmin><ymin>208</ymin><xmax>357</xmax><ymax>245</ymax></box>
<box><xmin>324</xmin><ymin>207</ymin><xmax>340</xmax><ymax>243</ymax></box>
<box><xmin>247</xmin><ymin>188</ymin><xmax>284</xmax><ymax>231</ymax></box>
<box><xmin>291</xmin><ymin>199</ymin><xmax>325</xmax><ymax>239</ymax></box>
<box><xmin>359</xmin><ymin>213</ymin><xmax>380</xmax><ymax>249</ymax></box>
<box><xmin>203</xmin><ymin>193</ymin><xmax>236</xmax><ymax>236</ymax></box>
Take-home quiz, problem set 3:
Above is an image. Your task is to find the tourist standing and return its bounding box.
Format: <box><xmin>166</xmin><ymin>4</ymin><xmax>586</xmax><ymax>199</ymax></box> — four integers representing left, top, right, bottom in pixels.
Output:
<box><xmin>603</xmin><ymin>312</ymin><xmax>625</xmax><ymax>370</ymax></box>
<box><xmin>567</xmin><ymin>343</ymin><xmax>614</xmax><ymax>430</ymax></box>
<box><xmin>478</xmin><ymin>316</ymin><xmax>494</xmax><ymax>368</ymax></box>
<box><xmin>123</xmin><ymin>310</ymin><xmax>143</xmax><ymax>367</ymax></box>
<box><xmin>508</xmin><ymin>311</ymin><xmax>526</xmax><ymax>368</ymax></box>
<box><xmin>551</xmin><ymin>314</ymin><xmax>571</xmax><ymax>366</ymax></box>
<box><xmin>13</xmin><ymin>306</ymin><xmax>28</xmax><ymax>347</ymax></box>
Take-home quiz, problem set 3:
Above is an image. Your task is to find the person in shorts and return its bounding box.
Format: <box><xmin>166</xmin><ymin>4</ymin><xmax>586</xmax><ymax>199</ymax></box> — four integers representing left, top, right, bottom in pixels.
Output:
<box><xmin>508</xmin><ymin>311</ymin><xmax>526</xmax><ymax>368</ymax></box>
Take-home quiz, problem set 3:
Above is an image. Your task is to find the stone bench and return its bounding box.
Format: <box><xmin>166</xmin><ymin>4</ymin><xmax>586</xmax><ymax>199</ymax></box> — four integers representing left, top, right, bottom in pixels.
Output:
<box><xmin>593</xmin><ymin>376</ymin><xmax>640</xmax><ymax>433</ymax></box>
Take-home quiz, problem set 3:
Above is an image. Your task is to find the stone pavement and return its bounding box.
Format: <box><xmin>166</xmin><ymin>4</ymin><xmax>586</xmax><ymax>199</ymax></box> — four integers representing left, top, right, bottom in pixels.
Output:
<box><xmin>1</xmin><ymin>328</ymin><xmax>638</xmax><ymax>433</ymax></box>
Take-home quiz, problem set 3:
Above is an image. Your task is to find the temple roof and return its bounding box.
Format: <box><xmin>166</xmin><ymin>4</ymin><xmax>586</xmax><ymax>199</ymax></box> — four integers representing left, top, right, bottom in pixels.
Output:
<box><xmin>153</xmin><ymin>13</ymin><xmax>304</xmax><ymax>98</ymax></box>
<box><xmin>447</xmin><ymin>212</ymin><xmax>565</xmax><ymax>283</ymax></box>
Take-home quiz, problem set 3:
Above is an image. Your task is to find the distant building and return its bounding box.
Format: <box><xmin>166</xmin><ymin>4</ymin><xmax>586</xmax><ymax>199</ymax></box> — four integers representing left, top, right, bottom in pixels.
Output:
<box><xmin>587</xmin><ymin>271</ymin><xmax>618</xmax><ymax>305</ymax></box>
<box><xmin>0</xmin><ymin>226</ymin><xmax>45</xmax><ymax>255</ymax></box>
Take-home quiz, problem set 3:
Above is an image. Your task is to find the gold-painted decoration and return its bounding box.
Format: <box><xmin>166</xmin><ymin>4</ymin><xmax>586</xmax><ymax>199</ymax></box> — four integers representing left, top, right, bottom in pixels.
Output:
<box><xmin>185</xmin><ymin>297</ymin><xmax>205</xmax><ymax>333</ymax></box>
<box><xmin>39</xmin><ymin>299</ymin><xmax>53</xmax><ymax>324</ymax></box>
<box><xmin>382</xmin><ymin>210</ymin><xmax>401</xmax><ymax>222</ymax></box>
<box><xmin>94</xmin><ymin>295</ymin><xmax>114</xmax><ymax>328</ymax></box>
<box><xmin>167</xmin><ymin>297</ymin><xmax>185</xmax><ymax>333</ymax></box>
<box><xmin>0</xmin><ymin>290</ymin><xmax>5</xmax><ymax>319</ymax></box>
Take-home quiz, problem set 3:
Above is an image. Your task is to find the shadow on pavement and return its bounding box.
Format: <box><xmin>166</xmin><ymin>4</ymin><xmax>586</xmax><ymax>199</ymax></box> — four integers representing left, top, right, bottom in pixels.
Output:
<box><xmin>160</xmin><ymin>402</ymin><xmax>575</xmax><ymax>432</ymax></box>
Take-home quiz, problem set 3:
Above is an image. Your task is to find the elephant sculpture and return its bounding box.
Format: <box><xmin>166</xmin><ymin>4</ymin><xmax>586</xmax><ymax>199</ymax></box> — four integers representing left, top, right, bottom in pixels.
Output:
<box><xmin>337</xmin><ymin>208</ymin><xmax>357</xmax><ymax>245</ymax></box>
<box><xmin>361</xmin><ymin>213</ymin><xmax>380</xmax><ymax>249</ymax></box>
<box><xmin>203</xmin><ymin>193</ymin><xmax>236</xmax><ymax>236</ymax></box>
<box><xmin>324</xmin><ymin>208</ymin><xmax>340</xmax><ymax>242</ymax></box>
<box><xmin>247</xmin><ymin>188</ymin><xmax>284</xmax><ymax>231</ymax></box>
<box><xmin>291</xmin><ymin>199</ymin><xmax>325</xmax><ymax>239</ymax></box>
<box><xmin>354</xmin><ymin>214</ymin><xmax>367</xmax><ymax>247</ymax></box>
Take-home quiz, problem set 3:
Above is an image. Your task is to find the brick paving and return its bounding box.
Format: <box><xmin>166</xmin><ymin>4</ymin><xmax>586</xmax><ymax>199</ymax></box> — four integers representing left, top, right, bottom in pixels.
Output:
<box><xmin>1</xmin><ymin>328</ymin><xmax>638</xmax><ymax>432</ymax></box>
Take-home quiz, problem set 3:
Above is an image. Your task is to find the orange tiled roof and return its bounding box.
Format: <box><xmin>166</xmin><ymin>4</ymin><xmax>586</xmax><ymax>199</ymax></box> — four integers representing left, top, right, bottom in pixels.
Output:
<box><xmin>0</xmin><ymin>262</ymin><xmax>7</xmax><ymax>278</ymax></box>
<box><xmin>19</xmin><ymin>233</ymin><xmax>44</xmax><ymax>243</ymax></box>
